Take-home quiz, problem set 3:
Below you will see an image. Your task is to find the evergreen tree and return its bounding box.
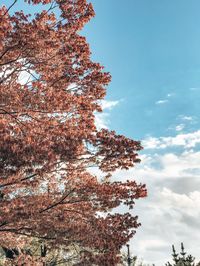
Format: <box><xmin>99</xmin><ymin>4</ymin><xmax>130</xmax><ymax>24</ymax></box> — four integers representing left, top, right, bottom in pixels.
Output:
<box><xmin>166</xmin><ymin>243</ymin><xmax>199</xmax><ymax>266</ymax></box>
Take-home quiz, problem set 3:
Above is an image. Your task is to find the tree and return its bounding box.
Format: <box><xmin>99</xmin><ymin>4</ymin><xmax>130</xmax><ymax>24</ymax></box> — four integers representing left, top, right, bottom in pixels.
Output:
<box><xmin>166</xmin><ymin>243</ymin><xmax>200</xmax><ymax>266</ymax></box>
<box><xmin>0</xmin><ymin>0</ymin><xmax>147</xmax><ymax>265</ymax></box>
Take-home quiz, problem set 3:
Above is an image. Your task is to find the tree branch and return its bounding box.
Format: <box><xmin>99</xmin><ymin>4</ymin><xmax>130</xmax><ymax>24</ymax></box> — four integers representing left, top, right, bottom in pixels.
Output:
<box><xmin>3</xmin><ymin>0</ymin><xmax>18</xmax><ymax>16</ymax></box>
<box><xmin>40</xmin><ymin>189</ymin><xmax>76</xmax><ymax>213</ymax></box>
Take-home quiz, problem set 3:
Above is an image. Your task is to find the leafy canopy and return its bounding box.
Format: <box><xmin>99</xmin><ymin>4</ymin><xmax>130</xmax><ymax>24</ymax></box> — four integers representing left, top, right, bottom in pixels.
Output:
<box><xmin>0</xmin><ymin>0</ymin><xmax>146</xmax><ymax>265</ymax></box>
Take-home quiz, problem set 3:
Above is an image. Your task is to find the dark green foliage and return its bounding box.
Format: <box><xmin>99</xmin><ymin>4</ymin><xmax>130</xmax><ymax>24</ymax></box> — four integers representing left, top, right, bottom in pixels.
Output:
<box><xmin>166</xmin><ymin>243</ymin><xmax>200</xmax><ymax>266</ymax></box>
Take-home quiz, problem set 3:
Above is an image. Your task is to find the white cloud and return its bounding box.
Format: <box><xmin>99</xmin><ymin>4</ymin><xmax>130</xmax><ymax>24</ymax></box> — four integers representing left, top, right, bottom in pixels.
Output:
<box><xmin>155</xmin><ymin>99</ymin><xmax>168</xmax><ymax>105</ymax></box>
<box><xmin>95</xmin><ymin>113</ymin><xmax>109</xmax><ymax>129</ymax></box>
<box><xmin>168</xmin><ymin>115</ymin><xmax>197</xmax><ymax>133</ymax></box>
<box><xmin>100</xmin><ymin>99</ymin><xmax>119</xmax><ymax>110</ymax></box>
<box><xmin>95</xmin><ymin>99</ymin><xmax>119</xmax><ymax>130</ymax></box>
<box><xmin>155</xmin><ymin>93</ymin><xmax>174</xmax><ymax>106</ymax></box>
<box><xmin>18</xmin><ymin>70</ymin><xmax>32</xmax><ymax>85</ymax></box>
<box><xmin>131</xmin><ymin>185</ymin><xmax>200</xmax><ymax>264</ymax></box>
<box><xmin>89</xmin><ymin>129</ymin><xmax>200</xmax><ymax>265</ymax></box>
<box><xmin>111</xmin><ymin>129</ymin><xmax>200</xmax><ymax>264</ymax></box>
<box><xmin>143</xmin><ymin>130</ymin><xmax>200</xmax><ymax>149</ymax></box>
<box><xmin>181</xmin><ymin>115</ymin><xmax>193</xmax><ymax>121</ymax></box>
<box><xmin>175</xmin><ymin>123</ymin><xmax>185</xmax><ymax>131</ymax></box>
<box><xmin>0</xmin><ymin>59</ymin><xmax>33</xmax><ymax>85</ymax></box>
<box><xmin>159</xmin><ymin>151</ymin><xmax>200</xmax><ymax>178</ymax></box>
<box><xmin>161</xmin><ymin>188</ymin><xmax>200</xmax><ymax>216</ymax></box>
<box><xmin>167</xmin><ymin>93</ymin><xmax>176</xmax><ymax>98</ymax></box>
<box><xmin>137</xmin><ymin>238</ymin><xmax>168</xmax><ymax>252</ymax></box>
<box><xmin>114</xmin><ymin>150</ymin><xmax>200</xmax><ymax>184</ymax></box>
<box><xmin>89</xmin><ymin>129</ymin><xmax>200</xmax><ymax>264</ymax></box>
<box><xmin>67</xmin><ymin>83</ymin><xmax>77</xmax><ymax>90</ymax></box>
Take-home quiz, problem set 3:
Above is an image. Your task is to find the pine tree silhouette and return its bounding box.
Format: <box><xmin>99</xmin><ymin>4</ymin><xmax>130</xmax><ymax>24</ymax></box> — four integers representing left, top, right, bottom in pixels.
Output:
<box><xmin>165</xmin><ymin>243</ymin><xmax>197</xmax><ymax>266</ymax></box>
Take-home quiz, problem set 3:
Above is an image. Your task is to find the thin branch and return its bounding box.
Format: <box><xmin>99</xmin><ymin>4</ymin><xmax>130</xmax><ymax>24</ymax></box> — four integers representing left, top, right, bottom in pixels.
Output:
<box><xmin>36</xmin><ymin>1</ymin><xmax>58</xmax><ymax>21</ymax></box>
<box><xmin>0</xmin><ymin>54</ymin><xmax>21</xmax><ymax>66</ymax></box>
<box><xmin>0</xmin><ymin>221</ymin><xmax>8</xmax><ymax>227</ymax></box>
<box><xmin>39</xmin><ymin>188</ymin><xmax>76</xmax><ymax>213</ymax></box>
<box><xmin>3</xmin><ymin>0</ymin><xmax>18</xmax><ymax>16</ymax></box>
<box><xmin>0</xmin><ymin>173</ymin><xmax>37</xmax><ymax>189</ymax></box>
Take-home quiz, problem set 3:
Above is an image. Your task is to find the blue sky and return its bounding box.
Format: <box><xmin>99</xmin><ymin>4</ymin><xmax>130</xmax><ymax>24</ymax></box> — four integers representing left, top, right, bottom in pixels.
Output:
<box><xmin>2</xmin><ymin>0</ymin><xmax>200</xmax><ymax>264</ymax></box>
<box><xmin>83</xmin><ymin>0</ymin><xmax>200</xmax><ymax>139</ymax></box>
<box><xmin>84</xmin><ymin>1</ymin><xmax>200</xmax><ymax>264</ymax></box>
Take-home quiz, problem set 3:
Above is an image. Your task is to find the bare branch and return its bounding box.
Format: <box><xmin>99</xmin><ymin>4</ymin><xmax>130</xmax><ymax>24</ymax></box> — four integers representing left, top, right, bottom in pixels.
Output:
<box><xmin>3</xmin><ymin>0</ymin><xmax>18</xmax><ymax>16</ymax></box>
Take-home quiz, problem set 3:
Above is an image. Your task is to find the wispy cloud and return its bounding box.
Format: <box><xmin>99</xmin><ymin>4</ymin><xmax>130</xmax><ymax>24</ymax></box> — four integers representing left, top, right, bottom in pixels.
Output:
<box><xmin>95</xmin><ymin>99</ymin><xmax>120</xmax><ymax>130</ymax></box>
<box><xmin>112</xmin><ymin>132</ymin><xmax>200</xmax><ymax>264</ymax></box>
<box><xmin>143</xmin><ymin>130</ymin><xmax>200</xmax><ymax>149</ymax></box>
<box><xmin>175</xmin><ymin>123</ymin><xmax>185</xmax><ymax>131</ymax></box>
<box><xmin>161</xmin><ymin>188</ymin><xmax>200</xmax><ymax>214</ymax></box>
<box><xmin>155</xmin><ymin>92</ymin><xmax>174</xmax><ymax>105</ymax></box>
<box><xmin>100</xmin><ymin>99</ymin><xmax>119</xmax><ymax>110</ymax></box>
<box><xmin>180</xmin><ymin>115</ymin><xmax>193</xmax><ymax>121</ymax></box>
<box><xmin>155</xmin><ymin>99</ymin><xmax>168</xmax><ymax>105</ymax></box>
<box><xmin>95</xmin><ymin>113</ymin><xmax>110</xmax><ymax>129</ymax></box>
<box><xmin>168</xmin><ymin>115</ymin><xmax>196</xmax><ymax>133</ymax></box>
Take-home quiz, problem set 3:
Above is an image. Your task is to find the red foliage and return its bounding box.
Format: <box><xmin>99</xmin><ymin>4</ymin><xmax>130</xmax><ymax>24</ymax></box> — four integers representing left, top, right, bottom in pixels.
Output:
<box><xmin>0</xmin><ymin>1</ymin><xmax>147</xmax><ymax>265</ymax></box>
